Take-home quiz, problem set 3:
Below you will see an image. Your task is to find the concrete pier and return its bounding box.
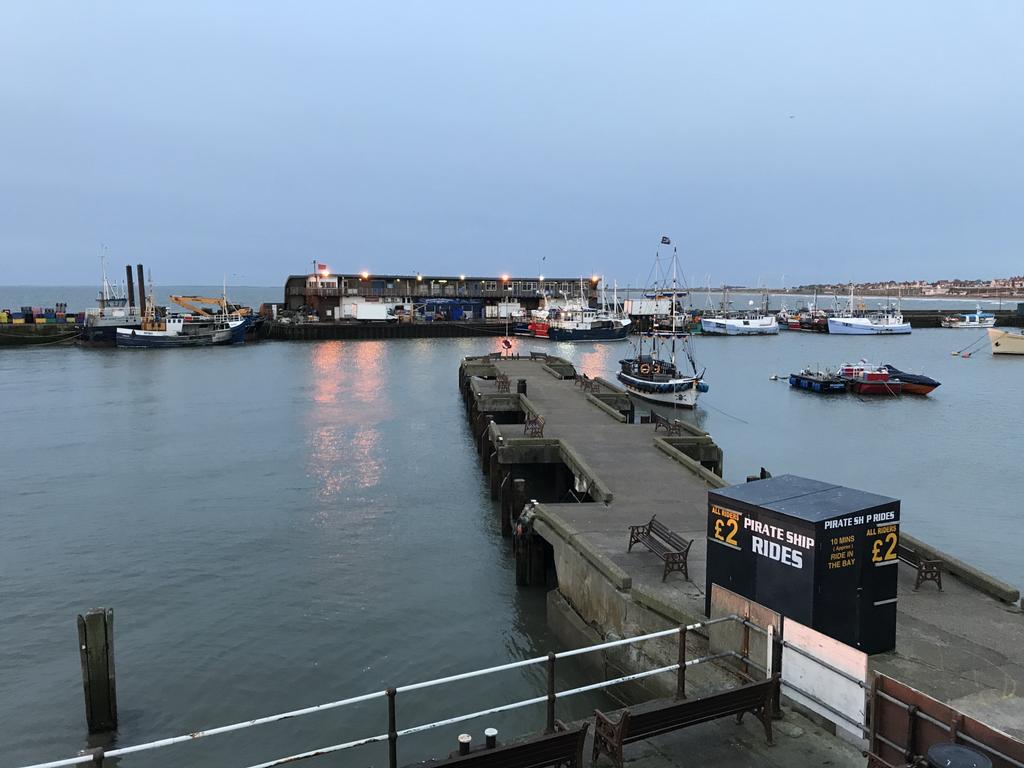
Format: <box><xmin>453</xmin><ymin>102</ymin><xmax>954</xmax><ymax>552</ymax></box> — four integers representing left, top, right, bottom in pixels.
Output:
<box><xmin>459</xmin><ymin>353</ymin><xmax>1024</xmax><ymax>743</ymax></box>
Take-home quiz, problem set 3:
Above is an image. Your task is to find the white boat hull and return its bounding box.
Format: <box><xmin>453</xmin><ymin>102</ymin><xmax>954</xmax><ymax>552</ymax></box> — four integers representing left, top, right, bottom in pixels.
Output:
<box><xmin>827</xmin><ymin>317</ymin><xmax>911</xmax><ymax>335</ymax></box>
<box><xmin>988</xmin><ymin>328</ymin><xmax>1024</xmax><ymax>355</ymax></box>
<box><xmin>941</xmin><ymin>319</ymin><xmax>996</xmax><ymax>329</ymax></box>
<box><xmin>620</xmin><ymin>381</ymin><xmax>700</xmax><ymax>408</ymax></box>
<box><xmin>700</xmin><ymin>317</ymin><xmax>779</xmax><ymax>335</ymax></box>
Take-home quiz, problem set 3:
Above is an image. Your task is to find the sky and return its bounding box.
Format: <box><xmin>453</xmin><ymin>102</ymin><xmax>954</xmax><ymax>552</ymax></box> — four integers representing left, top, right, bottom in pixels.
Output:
<box><xmin>1</xmin><ymin>2</ymin><xmax>1022</xmax><ymax>288</ymax></box>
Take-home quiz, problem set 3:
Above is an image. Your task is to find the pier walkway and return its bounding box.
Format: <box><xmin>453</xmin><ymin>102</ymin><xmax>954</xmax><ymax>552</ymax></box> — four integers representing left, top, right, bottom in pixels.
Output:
<box><xmin>469</xmin><ymin>355</ymin><xmax>1024</xmax><ymax>742</ymax></box>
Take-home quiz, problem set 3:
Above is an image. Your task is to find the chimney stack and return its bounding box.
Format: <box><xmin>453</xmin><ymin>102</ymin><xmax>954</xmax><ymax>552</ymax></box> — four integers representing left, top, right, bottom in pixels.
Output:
<box><xmin>125</xmin><ymin>266</ymin><xmax>135</xmax><ymax>309</ymax></box>
<box><xmin>136</xmin><ymin>265</ymin><xmax>146</xmax><ymax>315</ymax></box>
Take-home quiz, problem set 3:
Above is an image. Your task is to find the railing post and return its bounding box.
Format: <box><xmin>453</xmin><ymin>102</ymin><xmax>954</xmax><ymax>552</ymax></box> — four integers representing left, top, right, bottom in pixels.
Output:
<box><xmin>546</xmin><ymin>652</ymin><xmax>557</xmax><ymax>733</ymax></box>
<box><xmin>386</xmin><ymin>687</ymin><xmax>397</xmax><ymax>768</ymax></box>
<box><xmin>676</xmin><ymin>625</ymin><xmax>687</xmax><ymax>699</ymax></box>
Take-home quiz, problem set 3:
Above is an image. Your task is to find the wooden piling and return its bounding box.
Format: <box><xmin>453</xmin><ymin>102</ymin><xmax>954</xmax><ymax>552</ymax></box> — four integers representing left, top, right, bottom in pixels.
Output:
<box><xmin>77</xmin><ymin>608</ymin><xmax>117</xmax><ymax>734</ymax></box>
<box><xmin>488</xmin><ymin>452</ymin><xmax>500</xmax><ymax>499</ymax></box>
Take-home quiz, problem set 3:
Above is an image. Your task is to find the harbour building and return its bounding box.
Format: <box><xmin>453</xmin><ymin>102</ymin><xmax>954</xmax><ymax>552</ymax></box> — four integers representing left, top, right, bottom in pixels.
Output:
<box><xmin>282</xmin><ymin>269</ymin><xmax>601</xmax><ymax>321</ymax></box>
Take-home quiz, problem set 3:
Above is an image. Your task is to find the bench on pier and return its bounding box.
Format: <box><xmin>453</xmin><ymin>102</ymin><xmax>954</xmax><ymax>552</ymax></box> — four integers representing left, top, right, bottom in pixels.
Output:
<box><xmin>651</xmin><ymin>412</ymin><xmax>685</xmax><ymax>436</ymax></box>
<box><xmin>524</xmin><ymin>414</ymin><xmax>546</xmax><ymax>437</ymax></box>
<box><xmin>495</xmin><ymin>374</ymin><xmax>511</xmax><ymax>393</ymax></box>
<box><xmin>488</xmin><ymin>352</ymin><xmax>503</xmax><ymax>359</ymax></box>
<box><xmin>627</xmin><ymin>515</ymin><xmax>693</xmax><ymax>581</ymax></box>
<box><xmin>898</xmin><ymin>543</ymin><xmax>942</xmax><ymax>591</ymax></box>
<box><xmin>426</xmin><ymin>721</ymin><xmax>589</xmax><ymax>768</ymax></box>
<box><xmin>576</xmin><ymin>373</ymin><xmax>601</xmax><ymax>393</ymax></box>
<box><xmin>592</xmin><ymin>675</ymin><xmax>779</xmax><ymax>768</ymax></box>
<box><xmin>530</xmin><ymin>351</ymin><xmax>548</xmax><ymax>360</ymax></box>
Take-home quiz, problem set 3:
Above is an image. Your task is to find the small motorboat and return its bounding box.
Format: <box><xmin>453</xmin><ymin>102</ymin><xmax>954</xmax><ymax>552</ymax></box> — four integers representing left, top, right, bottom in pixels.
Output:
<box><xmin>880</xmin><ymin>364</ymin><xmax>941</xmax><ymax>396</ymax></box>
<box><xmin>788</xmin><ymin>368</ymin><xmax>846</xmax><ymax>394</ymax></box>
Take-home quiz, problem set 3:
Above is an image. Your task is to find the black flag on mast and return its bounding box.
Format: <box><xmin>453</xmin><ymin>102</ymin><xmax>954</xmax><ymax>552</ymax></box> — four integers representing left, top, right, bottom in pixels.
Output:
<box><xmin>660</xmin><ymin>236</ymin><xmax>671</xmax><ymax>245</ymax></box>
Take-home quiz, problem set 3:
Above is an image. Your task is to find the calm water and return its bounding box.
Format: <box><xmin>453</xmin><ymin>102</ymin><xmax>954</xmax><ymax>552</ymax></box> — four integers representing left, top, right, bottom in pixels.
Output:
<box><xmin>2</xmin><ymin>328</ymin><xmax>1022</xmax><ymax>767</ymax></box>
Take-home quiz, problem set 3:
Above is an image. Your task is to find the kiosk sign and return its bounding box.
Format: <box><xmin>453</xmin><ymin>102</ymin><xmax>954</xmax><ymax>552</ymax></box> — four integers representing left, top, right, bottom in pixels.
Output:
<box><xmin>706</xmin><ymin>475</ymin><xmax>900</xmax><ymax>654</ymax></box>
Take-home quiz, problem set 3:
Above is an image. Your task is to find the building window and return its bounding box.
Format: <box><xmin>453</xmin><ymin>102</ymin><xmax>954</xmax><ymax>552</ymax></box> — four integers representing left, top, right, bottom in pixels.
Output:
<box><xmin>484</xmin><ymin>281</ymin><xmax>497</xmax><ymax>291</ymax></box>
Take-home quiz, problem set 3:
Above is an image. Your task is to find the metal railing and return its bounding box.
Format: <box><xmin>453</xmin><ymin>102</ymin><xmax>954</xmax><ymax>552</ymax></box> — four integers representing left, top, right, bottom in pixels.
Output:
<box><xmin>19</xmin><ymin>615</ymin><xmax>758</xmax><ymax>768</ymax></box>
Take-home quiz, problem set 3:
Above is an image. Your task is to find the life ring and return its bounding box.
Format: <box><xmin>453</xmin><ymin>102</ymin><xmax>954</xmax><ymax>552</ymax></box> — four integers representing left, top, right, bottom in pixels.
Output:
<box><xmin>639</xmin><ymin>363</ymin><xmax>651</xmax><ymax>375</ymax></box>
<box><xmin>652</xmin><ymin>363</ymin><xmax>662</xmax><ymax>374</ymax></box>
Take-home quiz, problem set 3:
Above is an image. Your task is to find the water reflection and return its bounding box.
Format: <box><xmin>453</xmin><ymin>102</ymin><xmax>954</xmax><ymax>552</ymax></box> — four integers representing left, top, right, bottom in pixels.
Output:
<box><xmin>573</xmin><ymin>345</ymin><xmax>617</xmax><ymax>379</ymax></box>
<box><xmin>307</xmin><ymin>341</ymin><xmax>385</xmax><ymax>503</ymax></box>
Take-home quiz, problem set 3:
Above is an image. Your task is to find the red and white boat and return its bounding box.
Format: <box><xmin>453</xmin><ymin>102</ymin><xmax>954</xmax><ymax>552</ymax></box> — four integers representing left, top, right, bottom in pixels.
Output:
<box><xmin>838</xmin><ymin>363</ymin><xmax>902</xmax><ymax>395</ymax></box>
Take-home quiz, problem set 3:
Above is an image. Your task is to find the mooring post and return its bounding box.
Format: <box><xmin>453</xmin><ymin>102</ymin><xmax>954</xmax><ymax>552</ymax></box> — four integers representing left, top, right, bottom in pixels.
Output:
<box><xmin>77</xmin><ymin>608</ymin><xmax>117</xmax><ymax>734</ymax></box>
<box><xmin>488</xmin><ymin>452</ymin><xmax>500</xmax><ymax>499</ymax></box>
<box><xmin>545</xmin><ymin>652</ymin><xmax>557</xmax><ymax>733</ymax></box>
<box><xmin>480</xmin><ymin>416</ymin><xmax>494</xmax><ymax>471</ymax></box>
<box><xmin>386</xmin><ymin>687</ymin><xmax>397</xmax><ymax>768</ymax></box>
<box><xmin>676</xmin><ymin>625</ymin><xmax>687</xmax><ymax>699</ymax></box>
<box><xmin>512</xmin><ymin>478</ymin><xmax>526</xmax><ymax>520</ymax></box>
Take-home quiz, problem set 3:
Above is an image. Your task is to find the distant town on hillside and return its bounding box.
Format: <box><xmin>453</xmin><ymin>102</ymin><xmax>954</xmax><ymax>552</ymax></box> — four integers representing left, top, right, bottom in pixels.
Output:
<box><xmin>710</xmin><ymin>276</ymin><xmax>1024</xmax><ymax>298</ymax></box>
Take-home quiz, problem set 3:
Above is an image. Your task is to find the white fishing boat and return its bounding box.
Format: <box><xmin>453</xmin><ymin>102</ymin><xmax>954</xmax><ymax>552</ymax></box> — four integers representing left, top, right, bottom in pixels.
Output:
<box><xmin>988</xmin><ymin>327</ymin><xmax>1024</xmax><ymax>355</ymax></box>
<box><xmin>700</xmin><ymin>288</ymin><xmax>779</xmax><ymax>335</ymax></box>
<box><xmin>827</xmin><ymin>286</ymin><xmax>911</xmax><ymax>335</ymax></box>
<box><xmin>941</xmin><ymin>306</ymin><xmax>996</xmax><ymax>328</ymax></box>
<box><xmin>617</xmin><ymin>238</ymin><xmax>707</xmax><ymax>407</ymax></box>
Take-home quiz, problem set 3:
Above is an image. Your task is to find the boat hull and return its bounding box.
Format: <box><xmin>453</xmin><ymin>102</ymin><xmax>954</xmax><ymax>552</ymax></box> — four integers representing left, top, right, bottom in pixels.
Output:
<box><xmin>616</xmin><ymin>371</ymin><xmax>705</xmax><ymax>408</ymax></box>
<box><xmin>988</xmin><ymin>328</ymin><xmax>1024</xmax><ymax>355</ymax></box>
<box><xmin>846</xmin><ymin>380</ymin><xmax>902</xmax><ymax>395</ymax></box>
<box><xmin>828</xmin><ymin>318</ymin><xmax>911</xmax><ymax>335</ymax></box>
<box><xmin>788</xmin><ymin>374</ymin><xmax>846</xmax><ymax>393</ymax></box>
<box><xmin>546</xmin><ymin>324</ymin><xmax>631</xmax><ymax>342</ymax></box>
<box><xmin>700</xmin><ymin>318</ymin><xmax>779</xmax><ymax>335</ymax></box>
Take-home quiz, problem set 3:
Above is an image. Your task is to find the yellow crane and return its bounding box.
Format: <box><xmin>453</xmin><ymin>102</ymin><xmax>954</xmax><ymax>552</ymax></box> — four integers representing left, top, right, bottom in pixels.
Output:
<box><xmin>168</xmin><ymin>295</ymin><xmax>251</xmax><ymax>317</ymax></box>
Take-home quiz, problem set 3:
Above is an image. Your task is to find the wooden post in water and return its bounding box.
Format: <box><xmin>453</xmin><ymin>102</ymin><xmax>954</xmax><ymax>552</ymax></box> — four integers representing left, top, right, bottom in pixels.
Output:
<box><xmin>77</xmin><ymin>608</ymin><xmax>117</xmax><ymax>734</ymax></box>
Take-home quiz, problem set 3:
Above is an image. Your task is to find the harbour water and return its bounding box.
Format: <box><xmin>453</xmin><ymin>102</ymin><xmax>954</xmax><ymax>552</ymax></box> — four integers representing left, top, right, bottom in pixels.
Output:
<box><xmin>2</xmin><ymin>328</ymin><xmax>1022</xmax><ymax>767</ymax></box>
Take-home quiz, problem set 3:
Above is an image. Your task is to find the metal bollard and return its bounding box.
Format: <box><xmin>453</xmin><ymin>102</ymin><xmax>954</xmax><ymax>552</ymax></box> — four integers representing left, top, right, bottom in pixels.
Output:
<box><xmin>458</xmin><ymin>734</ymin><xmax>472</xmax><ymax>755</ymax></box>
<box><xmin>484</xmin><ymin>728</ymin><xmax>498</xmax><ymax>749</ymax></box>
<box><xmin>517</xmin><ymin>378</ymin><xmax>527</xmax><ymax>395</ymax></box>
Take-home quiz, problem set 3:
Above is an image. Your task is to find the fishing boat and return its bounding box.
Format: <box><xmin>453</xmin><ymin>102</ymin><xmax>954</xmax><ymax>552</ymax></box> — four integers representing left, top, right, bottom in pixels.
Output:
<box><xmin>81</xmin><ymin>260</ymin><xmax>145</xmax><ymax>345</ymax></box>
<box><xmin>988</xmin><ymin>327</ymin><xmax>1024</xmax><ymax>355</ymax></box>
<box><xmin>880</xmin><ymin>365</ymin><xmax>941</xmax><ymax>395</ymax></box>
<box><xmin>827</xmin><ymin>286</ymin><xmax>911</xmax><ymax>335</ymax></box>
<box><xmin>700</xmin><ymin>288</ymin><xmax>779</xmax><ymax>335</ymax></box>
<box><xmin>116</xmin><ymin>281</ymin><xmax>250</xmax><ymax>348</ymax></box>
<box><xmin>941</xmin><ymin>306</ymin><xmax>996</xmax><ymax>329</ymax></box>
<box><xmin>617</xmin><ymin>239</ymin><xmax>707</xmax><ymax>407</ymax></box>
<box><xmin>520</xmin><ymin>279</ymin><xmax>631</xmax><ymax>342</ymax></box>
<box><xmin>788</xmin><ymin>368</ymin><xmax>846</xmax><ymax>393</ymax></box>
<box><xmin>838</xmin><ymin>363</ymin><xmax>902</xmax><ymax>395</ymax></box>
<box><xmin>117</xmin><ymin>314</ymin><xmax>249</xmax><ymax>348</ymax></box>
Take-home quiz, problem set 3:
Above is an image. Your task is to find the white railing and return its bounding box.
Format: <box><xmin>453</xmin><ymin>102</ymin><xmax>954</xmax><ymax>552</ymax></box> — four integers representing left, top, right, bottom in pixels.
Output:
<box><xmin>20</xmin><ymin>614</ymin><xmax>759</xmax><ymax>768</ymax></box>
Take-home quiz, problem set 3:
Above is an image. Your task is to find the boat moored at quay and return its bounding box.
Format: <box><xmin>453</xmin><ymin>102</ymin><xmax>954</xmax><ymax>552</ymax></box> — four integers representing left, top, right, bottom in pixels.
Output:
<box><xmin>941</xmin><ymin>305</ymin><xmax>995</xmax><ymax>329</ymax></box>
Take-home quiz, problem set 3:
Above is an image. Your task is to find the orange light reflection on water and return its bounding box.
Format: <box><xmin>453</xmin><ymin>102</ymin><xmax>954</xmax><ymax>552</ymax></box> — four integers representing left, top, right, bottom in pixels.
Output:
<box><xmin>306</xmin><ymin>342</ymin><xmax>386</xmax><ymax>504</ymax></box>
<box><xmin>575</xmin><ymin>345</ymin><xmax>615</xmax><ymax>380</ymax></box>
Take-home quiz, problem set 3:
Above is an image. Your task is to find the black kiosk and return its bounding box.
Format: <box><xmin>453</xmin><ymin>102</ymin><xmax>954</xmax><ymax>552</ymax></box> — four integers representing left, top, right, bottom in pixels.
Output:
<box><xmin>706</xmin><ymin>475</ymin><xmax>900</xmax><ymax>654</ymax></box>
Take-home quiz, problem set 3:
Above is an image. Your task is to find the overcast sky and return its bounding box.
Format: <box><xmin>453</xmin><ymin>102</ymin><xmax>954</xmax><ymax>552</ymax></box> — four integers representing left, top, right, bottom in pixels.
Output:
<box><xmin>1</xmin><ymin>2</ymin><xmax>1021</xmax><ymax>288</ymax></box>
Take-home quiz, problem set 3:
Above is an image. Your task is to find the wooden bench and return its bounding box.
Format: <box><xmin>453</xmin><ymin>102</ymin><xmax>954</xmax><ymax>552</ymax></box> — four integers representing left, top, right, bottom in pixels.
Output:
<box><xmin>530</xmin><ymin>351</ymin><xmax>548</xmax><ymax>360</ymax></box>
<box><xmin>627</xmin><ymin>515</ymin><xmax>693</xmax><ymax>581</ymax></box>
<box><xmin>898</xmin><ymin>543</ymin><xmax>942</xmax><ymax>591</ymax></box>
<box><xmin>593</xmin><ymin>676</ymin><xmax>779</xmax><ymax>768</ymax></box>
<box><xmin>495</xmin><ymin>374</ymin><xmax>511</xmax><ymax>393</ymax></box>
<box><xmin>524</xmin><ymin>414</ymin><xmax>545</xmax><ymax>437</ymax></box>
<box><xmin>425</xmin><ymin>721</ymin><xmax>589</xmax><ymax>768</ymax></box>
<box><xmin>651</xmin><ymin>412</ymin><xmax>684</xmax><ymax>436</ymax></box>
